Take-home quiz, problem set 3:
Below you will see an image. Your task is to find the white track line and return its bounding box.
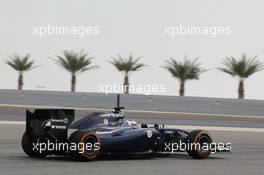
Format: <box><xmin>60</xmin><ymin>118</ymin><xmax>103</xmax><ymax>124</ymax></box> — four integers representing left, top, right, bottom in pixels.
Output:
<box><xmin>0</xmin><ymin>120</ymin><xmax>263</xmax><ymax>132</ymax></box>
<box><xmin>166</xmin><ymin>125</ymin><xmax>264</xmax><ymax>133</ymax></box>
<box><xmin>0</xmin><ymin>121</ymin><xmax>25</xmax><ymax>125</ymax></box>
<box><xmin>0</xmin><ymin>104</ymin><xmax>263</xmax><ymax>119</ymax></box>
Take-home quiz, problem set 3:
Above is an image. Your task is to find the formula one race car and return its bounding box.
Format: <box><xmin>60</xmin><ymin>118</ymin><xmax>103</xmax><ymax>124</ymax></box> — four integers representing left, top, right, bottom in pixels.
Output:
<box><xmin>22</xmin><ymin>95</ymin><xmax>230</xmax><ymax>161</ymax></box>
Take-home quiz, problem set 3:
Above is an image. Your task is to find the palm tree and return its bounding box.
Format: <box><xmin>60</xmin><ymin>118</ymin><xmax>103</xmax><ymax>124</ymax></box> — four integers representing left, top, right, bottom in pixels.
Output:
<box><xmin>163</xmin><ymin>56</ymin><xmax>206</xmax><ymax>96</ymax></box>
<box><xmin>217</xmin><ymin>53</ymin><xmax>264</xmax><ymax>99</ymax></box>
<box><xmin>110</xmin><ymin>54</ymin><xmax>145</xmax><ymax>94</ymax></box>
<box><xmin>53</xmin><ymin>50</ymin><xmax>98</xmax><ymax>92</ymax></box>
<box><xmin>6</xmin><ymin>54</ymin><xmax>36</xmax><ymax>90</ymax></box>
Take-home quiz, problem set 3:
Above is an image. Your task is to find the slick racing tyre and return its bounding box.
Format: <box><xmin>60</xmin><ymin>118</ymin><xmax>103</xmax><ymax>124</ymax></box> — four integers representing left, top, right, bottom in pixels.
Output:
<box><xmin>21</xmin><ymin>132</ymin><xmax>47</xmax><ymax>158</ymax></box>
<box><xmin>187</xmin><ymin>130</ymin><xmax>212</xmax><ymax>159</ymax></box>
<box><xmin>69</xmin><ymin>131</ymin><xmax>101</xmax><ymax>161</ymax></box>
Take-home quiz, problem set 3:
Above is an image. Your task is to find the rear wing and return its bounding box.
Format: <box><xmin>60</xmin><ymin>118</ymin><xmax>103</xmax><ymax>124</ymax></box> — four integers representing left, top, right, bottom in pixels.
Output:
<box><xmin>25</xmin><ymin>109</ymin><xmax>74</xmax><ymax>142</ymax></box>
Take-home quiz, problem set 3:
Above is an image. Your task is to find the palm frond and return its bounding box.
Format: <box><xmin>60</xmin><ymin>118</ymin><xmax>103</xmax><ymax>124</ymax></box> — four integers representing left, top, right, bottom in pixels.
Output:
<box><xmin>53</xmin><ymin>50</ymin><xmax>97</xmax><ymax>75</ymax></box>
<box><xmin>110</xmin><ymin>54</ymin><xmax>145</xmax><ymax>74</ymax></box>
<box><xmin>217</xmin><ymin>53</ymin><xmax>264</xmax><ymax>79</ymax></box>
<box><xmin>163</xmin><ymin>56</ymin><xmax>205</xmax><ymax>81</ymax></box>
<box><xmin>6</xmin><ymin>53</ymin><xmax>36</xmax><ymax>72</ymax></box>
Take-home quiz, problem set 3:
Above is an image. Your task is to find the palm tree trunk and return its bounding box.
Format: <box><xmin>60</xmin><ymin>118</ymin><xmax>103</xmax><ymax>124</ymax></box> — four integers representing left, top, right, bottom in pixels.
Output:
<box><xmin>238</xmin><ymin>80</ymin><xmax>245</xmax><ymax>99</ymax></box>
<box><xmin>123</xmin><ymin>74</ymin><xmax>129</xmax><ymax>94</ymax></box>
<box><xmin>179</xmin><ymin>80</ymin><xmax>185</xmax><ymax>96</ymax></box>
<box><xmin>71</xmin><ymin>74</ymin><xmax>76</xmax><ymax>92</ymax></box>
<box><xmin>18</xmin><ymin>72</ymin><xmax>23</xmax><ymax>90</ymax></box>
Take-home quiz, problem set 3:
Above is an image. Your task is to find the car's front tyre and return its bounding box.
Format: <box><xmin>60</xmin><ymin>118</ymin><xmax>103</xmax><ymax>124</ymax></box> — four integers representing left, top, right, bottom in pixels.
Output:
<box><xmin>186</xmin><ymin>130</ymin><xmax>212</xmax><ymax>159</ymax></box>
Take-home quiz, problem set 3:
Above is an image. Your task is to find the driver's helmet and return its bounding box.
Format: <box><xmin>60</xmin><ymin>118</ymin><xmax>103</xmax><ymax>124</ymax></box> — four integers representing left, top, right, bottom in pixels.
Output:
<box><xmin>124</xmin><ymin>120</ymin><xmax>138</xmax><ymax>127</ymax></box>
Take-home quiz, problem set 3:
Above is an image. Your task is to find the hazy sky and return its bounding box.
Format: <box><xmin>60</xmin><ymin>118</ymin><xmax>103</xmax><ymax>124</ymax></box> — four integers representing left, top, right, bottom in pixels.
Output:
<box><xmin>0</xmin><ymin>0</ymin><xmax>264</xmax><ymax>99</ymax></box>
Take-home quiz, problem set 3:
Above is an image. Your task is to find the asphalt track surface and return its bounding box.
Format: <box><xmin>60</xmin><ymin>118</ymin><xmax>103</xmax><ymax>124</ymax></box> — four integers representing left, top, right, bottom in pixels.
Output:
<box><xmin>1</xmin><ymin>107</ymin><xmax>264</xmax><ymax>128</ymax></box>
<box><xmin>0</xmin><ymin>109</ymin><xmax>264</xmax><ymax>175</ymax></box>
<box><xmin>1</xmin><ymin>124</ymin><xmax>264</xmax><ymax>175</ymax></box>
<box><xmin>0</xmin><ymin>90</ymin><xmax>264</xmax><ymax>175</ymax></box>
<box><xmin>0</xmin><ymin>89</ymin><xmax>264</xmax><ymax>117</ymax></box>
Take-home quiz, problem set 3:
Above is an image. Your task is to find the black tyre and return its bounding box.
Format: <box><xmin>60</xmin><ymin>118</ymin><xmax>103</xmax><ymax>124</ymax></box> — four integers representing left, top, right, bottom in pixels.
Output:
<box><xmin>69</xmin><ymin>130</ymin><xmax>100</xmax><ymax>161</ymax></box>
<box><xmin>186</xmin><ymin>130</ymin><xmax>212</xmax><ymax>159</ymax></box>
<box><xmin>21</xmin><ymin>132</ymin><xmax>47</xmax><ymax>158</ymax></box>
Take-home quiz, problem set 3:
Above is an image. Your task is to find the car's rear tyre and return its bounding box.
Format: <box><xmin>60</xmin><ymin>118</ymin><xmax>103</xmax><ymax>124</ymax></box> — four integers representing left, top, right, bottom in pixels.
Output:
<box><xmin>69</xmin><ymin>131</ymin><xmax>100</xmax><ymax>161</ymax></box>
<box><xmin>21</xmin><ymin>132</ymin><xmax>47</xmax><ymax>158</ymax></box>
<box><xmin>187</xmin><ymin>130</ymin><xmax>212</xmax><ymax>159</ymax></box>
